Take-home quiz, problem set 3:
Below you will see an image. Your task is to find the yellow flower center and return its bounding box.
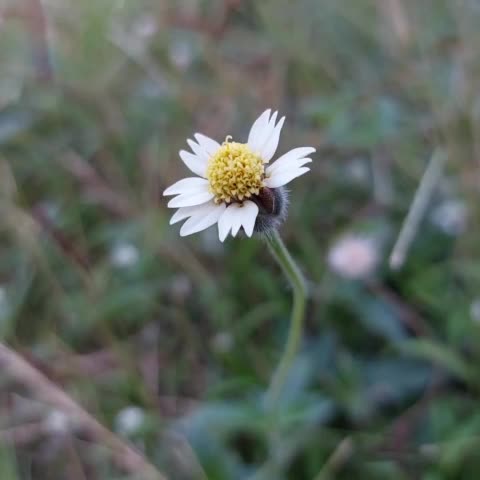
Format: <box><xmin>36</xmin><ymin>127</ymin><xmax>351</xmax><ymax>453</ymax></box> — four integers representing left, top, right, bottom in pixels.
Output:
<box><xmin>206</xmin><ymin>140</ymin><xmax>265</xmax><ymax>203</ymax></box>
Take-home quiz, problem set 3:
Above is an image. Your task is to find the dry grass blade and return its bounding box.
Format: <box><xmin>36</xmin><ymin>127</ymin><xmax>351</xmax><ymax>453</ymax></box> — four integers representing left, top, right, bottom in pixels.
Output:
<box><xmin>389</xmin><ymin>148</ymin><xmax>448</xmax><ymax>270</ymax></box>
<box><xmin>0</xmin><ymin>343</ymin><xmax>167</xmax><ymax>480</ymax></box>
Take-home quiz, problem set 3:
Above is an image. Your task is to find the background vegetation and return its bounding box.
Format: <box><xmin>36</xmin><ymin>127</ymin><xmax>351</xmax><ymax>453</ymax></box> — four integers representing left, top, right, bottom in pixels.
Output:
<box><xmin>1</xmin><ymin>0</ymin><xmax>480</xmax><ymax>478</ymax></box>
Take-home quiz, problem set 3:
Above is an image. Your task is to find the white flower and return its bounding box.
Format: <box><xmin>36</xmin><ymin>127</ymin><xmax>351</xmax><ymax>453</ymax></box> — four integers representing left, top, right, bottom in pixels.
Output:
<box><xmin>110</xmin><ymin>242</ymin><xmax>140</xmax><ymax>268</ymax></box>
<box><xmin>328</xmin><ymin>234</ymin><xmax>379</xmax><ymax>279</ymax></box>
<box><xmin>346</xmin><ymin>157</ymin><xmax>370</xmax><ymax>184</ymax></box>
<box><xmin>430</xmin><ymin>199</ymin><xmax>468</xmax><ymax>236</ymax></box>
<box><xmin>43</xmin><ymin>409</ymin><xmax>71</xmax><ymax>434</ymax></box>
<box><xmin>164</xmin><ymin>109</ymin><xmax>315</xmax><ymax>241</ymax></box>
<box><xmin>132</xmin><ymin>15</ymin><xmax>158</xmax><ymax>38</ymax></box>
<box><xmin>168</xmin><ymin>39</ymin><xmax>194</xmax><ymax>70</ymax></box>
<box><xmin>115</xmin><ymin>406</ymin><xmax>145</xmax><ymax>435</ymax></box>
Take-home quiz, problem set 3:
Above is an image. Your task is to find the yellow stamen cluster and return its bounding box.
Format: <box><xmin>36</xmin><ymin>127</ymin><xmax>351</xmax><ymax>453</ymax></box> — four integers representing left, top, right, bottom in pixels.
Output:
<box><xmin>206</xmin><ymin>140</ymin><xmax>265</xmax><ymax>203</ymax></box>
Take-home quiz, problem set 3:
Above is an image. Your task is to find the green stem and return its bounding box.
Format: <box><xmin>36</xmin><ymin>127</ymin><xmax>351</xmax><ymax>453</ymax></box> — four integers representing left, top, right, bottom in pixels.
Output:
<box><xmin>265</xmin><ymin>230</ymin><xmax>307</xmax><ymax>406</ymax></box>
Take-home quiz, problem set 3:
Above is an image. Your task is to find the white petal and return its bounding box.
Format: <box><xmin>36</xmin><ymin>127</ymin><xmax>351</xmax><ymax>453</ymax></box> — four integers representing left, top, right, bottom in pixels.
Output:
<box><xmin>217</xmin><ymin>201</ymin><xmax>259</xmax><ymax>241</ymax></box>
<box><xmin>163</xmin><ymin>177</ymin><xmax>209</xmax><ymax>196</ymax></box>
<box><xmin>260</xmin><ymin>116</ymin><xmax>285</xmax><ymax>162</ymax></box>
<box><xmin>230</xmin><ymin>201</ymin><xmax>257</xmax><ymax>237</ymax></box>
<box><xmin>170</xmin><ymin>208</ymin><xmax>191</xmax><ymax>225</ymax></box>
<box><xmin>169</xmin><ymin>204</ymin><xmax>209</xmax><ymax>225</ymax></box>
<box><xmin>218</xmin><ymin>209</ymin><xmax>232</xmax><ymax>242</ymax></box>
<box><xmin>167</xmin><ymin>189</ymin><xmax>214</xmax><ymax>208</ymax></box>
<box><xmin>231</xmin><ymin>217</ymin><xmax>242</xmax><ymax>237</ymax></box>
<box><xmin>194</xmin><ymin>133</ymin><xmax>220</xmax><ymax>156</ymax></box>
<box><xmin>240</xmin><ymin>201</ymin><xmax>258</xmax><ymax>237</ymax></box>
<box><xmin>266</xmin><ymin>147</ymin><xmax>316</xmax><ymax>174</ymax></box>
<box><xmin>263</xmin><ymin>111</ymin><xmax>278</xmax><ymax>141</ymax></box>
<box><xmin>179</xmin><ymin>150</ymin><xmax>208</xmax><ymax>177</ymax></box>
<box><xmin>247</xmin><ymin>109</ymin><xmax>271</xmax><ymax>152</ymax></box>
<box><xmin>265</xmin><ymin>166</ymin><xmax>310</xmax><ymax>188</ymax></box>
<box><xmin>187</xmin><ymin>139</ymin><xmax>209</xmax><ymax>162</ymax></box>
<box><xmin>268</xmin><ymin>157</ymin><xmax>312</xmax><ymax>175</ymax></box>
<box><xmin>255</xmin><ymin>111</ymin><xmax>278</xmax><ymax>155</ymax></box>
<box><xmin>180</xmin><ymin>203</ymin><xmax>226</xmax><ymax>236</ymax></box>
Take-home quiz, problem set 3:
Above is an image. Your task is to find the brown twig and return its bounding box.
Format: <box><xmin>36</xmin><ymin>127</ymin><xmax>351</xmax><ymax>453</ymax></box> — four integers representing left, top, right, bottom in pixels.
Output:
<box><xmin>314</xmin><ymin>437</ymin><xmax>354</xmax><ymax>480</ymax></box>
<box><xmin>25</xmin><ymin>0</ymin><xmax>53</xmax><ymax>80</ymax></box>
<box><xmin>0</xmin><ymin>343</ymin><xmax>167</xmax><ymax>480</ymax></box>
<box><xmin>0</xmin><ymin>422</ymin><xmax>45</xmax><ymax>447</ymax></box>
<box><xmin>377</xmin><ymin>0</ymin><xmax>410</xmax><ymax>50</ymax></box>
<box><xmin>32</xmin><ymin>204</ymin><xmax>91</xmax><ymax>271</ymax></box>
<box><xmin>59</xmin><ymin>151</ymin><xmax>134</xmax><ymax>218</ymax></box>
<box><xmin>5</xmin><ymin>0</ymin><xmax>54</xmax><ymax>81</ymax></box>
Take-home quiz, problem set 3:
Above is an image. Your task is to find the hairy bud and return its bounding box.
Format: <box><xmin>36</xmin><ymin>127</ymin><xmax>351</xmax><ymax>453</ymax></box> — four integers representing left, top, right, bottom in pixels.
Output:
<box><xmin>253</xmin><ymin>187</ymin><xmax>289</xmax><ymax>234</ymax></box>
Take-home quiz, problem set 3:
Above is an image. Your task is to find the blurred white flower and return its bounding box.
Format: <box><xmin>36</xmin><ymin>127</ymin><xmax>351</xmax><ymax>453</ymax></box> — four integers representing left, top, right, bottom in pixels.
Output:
<box><xmin>211</xmin><ymin>331</ymin><xmax>234</xmax><ymax>354</ymax></box>
<box><xmin>470</xmin><ymin>299</ymin><xmax>480</xmax><ymax>324</ymax></box>
<box><xmin>132</xmin><ymin>15</ymin><xmax>158</xmax><ymax>38</ymax></box>
<box><xmin>115</xmin><ymin>406</ymin><xmax>145</xmax><ymax>436</ymax></box>
<box><xmin>431</xmin><ymin>199</ymin><xmax>468</xmax><ymax>236</ymax></box>
<box><xmin>327</xmin><ymin>234</ymin><xmax>379</xmax><ymax>279</ymax></box>
<box><xmin>346</xmin><ymin>157</ymin><xmax>370</xmax><ymax>184</ymax></box>
<box><xmin>168</xmin><ymin>39</ymin><xmax>194</xmax><ymax>70</ymax></box>
<box><xmin>44</xmin><ymin>409</ymin><xmax>70</xmax><ymax>434</ymax></box>
<box><xmin>110</xmin><ymin>243</ymin><xmax>140</xmax><ymax>268</ymax></box>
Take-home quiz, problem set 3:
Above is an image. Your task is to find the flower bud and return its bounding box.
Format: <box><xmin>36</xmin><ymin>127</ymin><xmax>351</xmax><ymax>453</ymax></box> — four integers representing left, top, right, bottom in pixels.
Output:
<box><xmin>253</xmin><ymin>187</ymin><xmax>289</xmax><ymax>235</ymax></box>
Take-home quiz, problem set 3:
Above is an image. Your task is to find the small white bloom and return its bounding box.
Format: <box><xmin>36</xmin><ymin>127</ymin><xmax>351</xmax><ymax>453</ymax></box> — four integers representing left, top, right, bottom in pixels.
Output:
<box><xmin>328</xmin><ymin>234</ymin><xmax>379</xmax><ymax>279</ymax></box>
<box><xmin>43</xmin><ymin>409</ymin><xmax>70</xmax><ymax>434</ymax></box>
<box><xmin>168</xmin><ymin>39</ymin><xmax>194</xmax><ymax>70</ymax></box>
<box><xmin>346</xmin><ymin>157</ymin><xmax>370</xmax><ymax>184</ymax></box>
<box><xmin>163</xmin><ymin>110</ymin><xmax>316</xmax><ymax>241</ymax></box>
<box><xmin>431</xmin><ymin>199</ymin><xmax>468</xmax><ymax>236</ymax></box>
<box><xmin>115</xmin><ymin>406</ymin><xmax>145</xmax><ymax>435</ymax></box>
<box><xmin>110</xmin><ymin>243</ymin><xmax>139</xmax><ymax>268</ymax></box>
<box><xmin>132</xmin><ymin>15</ymin><xmax>158</xmax><ymax>38</ymax></box>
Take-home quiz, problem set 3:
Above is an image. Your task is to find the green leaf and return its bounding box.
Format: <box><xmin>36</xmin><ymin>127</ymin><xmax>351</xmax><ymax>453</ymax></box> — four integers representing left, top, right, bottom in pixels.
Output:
<box><xmin>398</xmin><ymin>339</ymin><xmax>474</xmax><ymax>385</ymax></box>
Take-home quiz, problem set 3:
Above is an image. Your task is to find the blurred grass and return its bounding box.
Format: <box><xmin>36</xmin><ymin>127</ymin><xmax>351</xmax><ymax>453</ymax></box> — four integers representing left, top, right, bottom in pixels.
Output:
<box><xmin>2</xmin><ymin>0</ymin><xmax>480</xmax><ymax>478</ymax></box>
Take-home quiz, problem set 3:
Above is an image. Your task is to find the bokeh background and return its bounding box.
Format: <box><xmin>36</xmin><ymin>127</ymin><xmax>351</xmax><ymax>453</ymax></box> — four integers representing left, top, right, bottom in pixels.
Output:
<box><xmin>1</xmin><ymin>0</ymin><xmax>480</xmax><ymax>478</ymax></box>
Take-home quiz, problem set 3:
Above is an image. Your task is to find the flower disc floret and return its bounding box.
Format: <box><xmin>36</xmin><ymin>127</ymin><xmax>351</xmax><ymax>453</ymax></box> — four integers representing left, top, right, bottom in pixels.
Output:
<box><xmin>206</xmin><ymin>141</ymin><xmax>265</xmax><ymax>203</ymax></box>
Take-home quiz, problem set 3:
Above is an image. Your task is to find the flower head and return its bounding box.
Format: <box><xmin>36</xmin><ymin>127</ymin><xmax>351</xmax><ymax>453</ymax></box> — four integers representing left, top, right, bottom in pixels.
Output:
<box><xmin>115</xmin><ymin>406</ymin><xmax>146</xmax><ymax>436</ymax></box>
<box><xmin>430</xmin><ymin>199</ymin><xmax>468</xmax><ymax>236</ymax></box>
<box><xmin>164</xmin><ymin>109</ymin><xmax>315</xmax><ymax>241</ymax></box>
<box><xmin>327</xmin><ymin>234</ymin><xmax>379</xmax><ymax>279</ymax></box>
<box><xmin>110</xmin><ymin>242</ymin><xmax>140</xmax><ymax>268</ymax></box>
<box><xmin>43</xmin><ymin>409</ymin><xmax>71</xmax><ymax>435</ymax></box>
